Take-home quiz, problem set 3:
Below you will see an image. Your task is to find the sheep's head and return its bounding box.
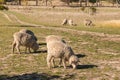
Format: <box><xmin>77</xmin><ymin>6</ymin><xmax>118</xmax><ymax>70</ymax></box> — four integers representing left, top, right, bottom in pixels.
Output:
<box><xmin>31</xmin><ymin>43</ymin><xmax>39</xmax><ymax>52</ymax></box>
<box><xmin>69</xmin><ymin>55</ymin><xmax>79</xmax><ymax>69</ymax></box>
<box><xmin>65</xmin><ymin>46</ymin><xmax>74</xmax><ymax>55</ymax></box>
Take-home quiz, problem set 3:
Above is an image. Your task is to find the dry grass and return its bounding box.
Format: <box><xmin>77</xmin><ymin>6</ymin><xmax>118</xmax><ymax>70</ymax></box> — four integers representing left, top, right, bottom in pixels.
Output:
<box><xmin>0</xmin><ymin>7</ymin><xmax>120</xmax><ymax>80</ymax></box>
<box><xmin>101</xmin><ymin>20</ymin><xmax>120</xmax><ymax>28</ymax></box>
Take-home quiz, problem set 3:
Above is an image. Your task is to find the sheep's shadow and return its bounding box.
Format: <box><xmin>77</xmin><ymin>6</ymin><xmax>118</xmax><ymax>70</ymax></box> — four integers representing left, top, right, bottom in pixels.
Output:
<box><xmin>75</xmin><ymin>54</ymin><xmax>86</xmax><ymax>58</ymax></box>
<box><xmin>38</xmin><ymin>43</ymin><xmax>46</xmax><ymax>46</ymax></box>
<box><xmin>77</xmin><ymin>64</ymin><xmax>98</xmax><ymax>69</ymax></box>
<box><xmin>35</xmin><ymin>50</ymin><xmax>47</xmax><ymax>53</ymax></box>
<box><xmin>29</xmin><ymin>50</ymin><xmax>47</xmax><ymax>54</ymax></box>
<box><xmin>27</xmin><ymin>42</ymin><xmax>47</xmax><ymax>54</ymax></box>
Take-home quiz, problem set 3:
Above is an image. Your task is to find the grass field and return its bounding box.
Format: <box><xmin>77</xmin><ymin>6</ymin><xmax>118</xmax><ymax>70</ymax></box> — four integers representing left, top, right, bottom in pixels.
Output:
<box><xmin>0</xmin><ymin>6</ymin><xmax>120</xmax><ymax>80</ymax></box>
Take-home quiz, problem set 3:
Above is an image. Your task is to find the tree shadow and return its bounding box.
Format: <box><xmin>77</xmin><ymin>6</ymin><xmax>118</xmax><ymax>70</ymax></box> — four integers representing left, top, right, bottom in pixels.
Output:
<box><xmin>0</xmin><ymin>72</ymin><xmax>62</xmax><ymax>80</ymax></box>
<box><xmin>77</xmin><ymin>64</ymin><xmax>98</xmax><ymax>69</ymax></box>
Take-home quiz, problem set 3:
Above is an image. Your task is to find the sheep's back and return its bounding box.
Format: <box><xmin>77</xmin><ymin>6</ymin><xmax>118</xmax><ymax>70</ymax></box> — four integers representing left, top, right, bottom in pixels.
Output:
<box><xmin>19</xmin><ymin>29</ymin><xmax>37</xmax><ymax>41</ymax></box>
<box><xmin>47</xmin><ymin>41</ymin><xmax>65</xmax><ymax>58</ymax></box>
<box><xmin>13</xmin><ymin>32</ymin><xmax>34</xmax><ymax>46</ymax></box>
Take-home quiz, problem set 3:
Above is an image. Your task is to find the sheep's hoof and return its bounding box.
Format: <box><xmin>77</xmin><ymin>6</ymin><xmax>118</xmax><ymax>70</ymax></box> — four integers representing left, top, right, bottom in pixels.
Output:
<box><xmin>58</xmin><ymin>65</ymin><xmax>62</xmax><ymax>68</ymax></box>
<box><xmin>48</xmin><ymin>66</ymin><xmax>52</xmax><ymax>69</ymax></box>
<box><xmin>17</xmin><ymin>52</ymin><xmax>21</xmax><ymax>54</ymax></box>
<box><xmin>64</xmin><ymin>67</ymin><xmax>67</xmax><ymax>69</ymax></box>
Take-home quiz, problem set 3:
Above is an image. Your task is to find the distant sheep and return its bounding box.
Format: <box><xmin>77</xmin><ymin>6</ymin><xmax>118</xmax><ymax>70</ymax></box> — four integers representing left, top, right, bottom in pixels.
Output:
<box><xmin>68</xmin><ymin>19</ymin><xmax>77</xmax><ymax>26</ymax></box>
<box><xmin>61</xmin><ymin>18</ymin><xmax>68</xmax><ymax>25</ymax></box>
<box><xmin>12</xmin><ymin>32</ymin><xmax>39</xmax><ymax>54</ymax></box>
<box><xmin>46</xmin><ymin>41</ymin><xmax>79</xmax><ymax>69</ymax></box>
<box><xmin>84</xmin><ymin>19</ymin><xmax>93</xmax><ymax>27</ymax></box>
<box><xmin>19</xmin><ymin>29</ymin><xmax>37</xmax><ymax>41</ymax></box>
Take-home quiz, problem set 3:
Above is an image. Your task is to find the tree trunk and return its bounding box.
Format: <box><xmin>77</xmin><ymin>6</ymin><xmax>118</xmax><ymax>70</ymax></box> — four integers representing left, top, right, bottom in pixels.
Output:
<box><xmin>36</xmin><ymin>0</ymin><xmax>39</xmax><ymax>6</ymax></box>
<box><xmin>18</xmin><ymin>0</ymin><xmax>21</xmax><ymax>5</ymax></box>
<box><xmin>67</xmin><ymin>0</ymin><xmax>70</xmax><ymax>6</ymax></box>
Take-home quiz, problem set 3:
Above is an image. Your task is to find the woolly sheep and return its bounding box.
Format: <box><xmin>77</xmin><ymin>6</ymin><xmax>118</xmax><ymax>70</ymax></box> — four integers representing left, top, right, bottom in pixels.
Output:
<box><xmin>46</xmin><ymin>41</ymin><xmax>79</xmax><ymax>69</ymax></box>
<box><xmin>61</xmin><ymin>18</ymin><xmax>68</xmax><ymax>25</ymax></box>
<box><xmin>84</xmin><ymin>19</ymin><xmax>93</xmax><ymax>27</ymax></box>
<box><xmin>68</xmin><ymin>19</ymin><xmax>77</xmax><ymax>26</ymax></box>
<box><xmin>12</xmin><ymin>32</ymin><xmax>39</xmax><ymax>54</ymax></box>
<box><xmin>19</xmin><ymin>29</ymin><xmax>37</xmax><ymax>41</ymax></box>
<box><xmin>46</xmin><ymin>35</ymin><xmax>66</xmax><ymax>67</ymax></box>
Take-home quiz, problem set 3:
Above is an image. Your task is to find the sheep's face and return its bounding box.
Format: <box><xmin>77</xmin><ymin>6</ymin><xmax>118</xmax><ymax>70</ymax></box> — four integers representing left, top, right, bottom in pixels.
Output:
<box><xmin>31</xmin><ymin>43</ymin><xmax>39</xmax><ymax>52</ymax></box>
<box><xmin>69</xmin><ymin>55</ymin><xmax>79</xmax><ymax>69</ymax></box>
<box><xmin>71</xmin><ymin>60</ymin><xmax>79</xmax><ymax>69</ymax></box>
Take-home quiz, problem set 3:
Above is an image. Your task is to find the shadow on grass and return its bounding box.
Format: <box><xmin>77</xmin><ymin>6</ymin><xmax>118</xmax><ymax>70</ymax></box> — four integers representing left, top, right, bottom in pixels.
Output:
<box><xmin>77</xmin><ymin>64</ymin><xmax>98</xmax><ymax>69</ymax></box>
<box><xmin>0</xmin><ymin>24</ymin><xmax>39</xmax><ymax>27</ymax></box>
<box><xmin>25</xmin><ymin>50</ymin><xmax>47</xmax><ymax>54</ymax></box>
<box><xmin>0</xmin><ymin>72</ymin><xmax>61</xmax><ymax>80</ymax></box>
<box><xmin>35</xmin><ymin>50</ymin><xmax>47</xmax><ymax>53</ymax></box>
<box><xmin>38</xmin><ymin>42</ymin><xmax>46</xmax><ymax>46</ymax></box>
<box><xmin>75</xmin><ymin>54</ymin><xmax>86</xmax><ymax>58</ymax></box>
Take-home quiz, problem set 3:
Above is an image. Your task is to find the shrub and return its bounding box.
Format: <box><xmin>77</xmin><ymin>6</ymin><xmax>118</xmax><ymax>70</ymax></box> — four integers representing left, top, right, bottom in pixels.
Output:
<box><xmin>0</xmin><ymin>5</ymin><xmax>9</xmax><ymax>10</ymax></box>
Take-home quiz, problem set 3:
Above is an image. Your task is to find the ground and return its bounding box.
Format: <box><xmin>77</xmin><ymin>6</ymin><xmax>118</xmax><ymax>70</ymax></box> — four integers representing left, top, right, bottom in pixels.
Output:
<box><xmin>0</xmin><ymin>6</ymin><xmax>120</xmax><ymax>80</ymax></box>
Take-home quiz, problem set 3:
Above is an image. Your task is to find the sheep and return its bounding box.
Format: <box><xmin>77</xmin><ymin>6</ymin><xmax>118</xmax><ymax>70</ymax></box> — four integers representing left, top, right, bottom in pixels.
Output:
<box><xmin>46</xmin><ymin>35</ymin><xmax>66</xmax><ymax>67</ymax></box>
<box><xmin>61</xmin><ymin>18</ymin><xmax>68</xmax><ymax>25</ymax></box>
<box><xmin>84</xmin><ymin>19</ymin><xmax>93</xmax><ymax>27</ymax></box>
<box><xmin>46</xmin><ymin>41</ymin><xmax>79</xmax><ymax>69</ymax></box>
<box><xmin>68</xmin><ymin>19</ymin><xmax>77</xmax><ymax>26</ymax></box>
<box><xmin>12</xmin><ymin>32</ymin><xmax>39</xmax><ymax>54</ymax></box>
<box><xmin>19</xmin><ymin>29</ymin><xmax>37</xmax><ymax>41</ymax></box>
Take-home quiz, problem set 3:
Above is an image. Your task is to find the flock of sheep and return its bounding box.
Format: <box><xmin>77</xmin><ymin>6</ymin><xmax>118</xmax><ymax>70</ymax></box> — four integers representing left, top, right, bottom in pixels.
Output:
<box><xmin>12</xmin><ymin>29</ymin><xmax>80</xmax><ymax>69</ymax></box>
<box><xmin>62</xmin><ymin>18</ymin><xmax>94</xmax><ymax>27</ymax></box>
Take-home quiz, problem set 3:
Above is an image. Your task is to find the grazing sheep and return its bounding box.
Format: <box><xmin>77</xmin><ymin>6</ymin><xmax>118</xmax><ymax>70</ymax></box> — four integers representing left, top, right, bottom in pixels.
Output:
<box><xmin>12</xmin><ymin>32</ymin><xmax>39</xmax><ymax>54</ymax></box>
<box><xmin>46</xmin><ymin>41</ymin><xmax>79</xmax><ymax>69</ymax></box>
<box><xmin>52</xmin><ymin>5</ymin><xmax>56</xmax><ymax>8</ymax></box>
<box><xmin>46</xmin><ymin>35</ymin><xmax>66</xmax><ymax>67</ymax></box>
<box><xmin>84</xmin><ymin>19</ymin><xmax>93</xmax><ymax>27</ymax></box>
<box><xmin>68</xmin><ymin>19</ymin><xmax>77</xmax><ymax>26</ymax></box>
<box><xmin>61</xmin><ymin>18</ymin><xmax>68</xmax><ymax>25</ymax></box>
<box><xmin>19</xmin><ymin>29</ymin><xmax>37</xmax><ymax>41</ymax></box>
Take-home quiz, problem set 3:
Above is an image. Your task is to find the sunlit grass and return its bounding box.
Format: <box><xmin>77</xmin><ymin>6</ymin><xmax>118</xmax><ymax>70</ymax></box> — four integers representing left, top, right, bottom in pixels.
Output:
<box><xmin>0</xmin><ymin>7</ymin><xmax>120</xmax><ymax>79</ymax></box>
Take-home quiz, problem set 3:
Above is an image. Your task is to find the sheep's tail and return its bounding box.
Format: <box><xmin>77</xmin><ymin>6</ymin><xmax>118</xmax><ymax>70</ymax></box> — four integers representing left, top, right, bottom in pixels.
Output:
<box><xmin>12</xmin><ymin>41</ymin><xmax>16</xmax><ymax>53</ymax></box>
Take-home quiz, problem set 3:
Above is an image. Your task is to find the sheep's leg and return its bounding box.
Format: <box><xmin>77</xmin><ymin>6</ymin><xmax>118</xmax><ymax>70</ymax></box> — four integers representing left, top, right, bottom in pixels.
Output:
<box><xmin>28</xmin><ymin>47</ymin><xmax>31</xmax><ymax>53</ymax></box>
<box><xmin>47</xmin><ymin>54</ymin><xmax>52</xmax><ymax>69</ymax></box>
<box><xmin>16</xmin><ymin>43</ymin><xmax>21</xmax><ymax>54</ymax></box>
<box><xmin>12</xmin><ymin>41</ymin><xmax>16</xmax><ymax>53</ymax></box>
<box><xmin>25</xmin><ymin>47</ymin><xmax>27</xmax><ymax>53</ymax></box>
<box><xmin>71</xmin><ymin>63</ymin><xmax>76</xmax><ymax>69</ymax></box>
<box><xmin>51</xmin><ymin>57</ymin><xmax>55</xmax><ymax>68</ymax></box>
<box><xmin>58</xmin><ymin>58</ymin><xmax>62</xmax><ymax>67</ymax></box>
<box><xmin>62</xmin><ymin>58</ymin><xmax>66</xmax><ymax>69</ymax></box>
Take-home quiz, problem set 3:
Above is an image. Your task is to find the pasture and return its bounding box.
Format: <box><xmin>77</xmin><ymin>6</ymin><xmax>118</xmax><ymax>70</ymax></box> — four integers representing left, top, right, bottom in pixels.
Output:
<box><xmin>0</xmin><ymin>6</ymin><xmax>120</xmax><ymax>80</ymax></box>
